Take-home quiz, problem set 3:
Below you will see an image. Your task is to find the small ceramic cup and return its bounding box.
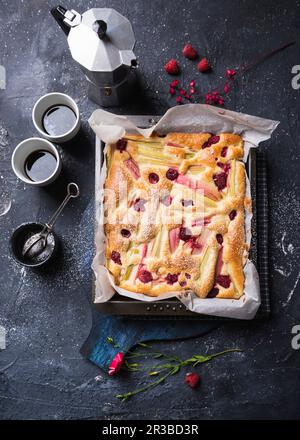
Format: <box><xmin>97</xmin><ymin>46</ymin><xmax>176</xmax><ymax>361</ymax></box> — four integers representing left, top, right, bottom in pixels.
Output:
<box><xmin>32</xmin><ymin>92</ymin><xmax>81</xmax><ymax>143</ymax></box>
<box><xmin>11</xmin><ymin>137</ymin><xmax>62</xmax><ymax>186</ymax></box>
<box><xmin>10</xmin><ymin>222</ymin><xmax>58</xmax><ymax>267</ymax></box>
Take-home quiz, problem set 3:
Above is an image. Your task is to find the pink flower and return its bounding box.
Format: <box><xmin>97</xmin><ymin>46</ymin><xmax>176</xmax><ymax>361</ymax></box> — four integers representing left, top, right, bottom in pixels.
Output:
<box><xmin>108</xmin><ymin>352</ymin><xmax>124</xmax><ymax>376</ymax></box>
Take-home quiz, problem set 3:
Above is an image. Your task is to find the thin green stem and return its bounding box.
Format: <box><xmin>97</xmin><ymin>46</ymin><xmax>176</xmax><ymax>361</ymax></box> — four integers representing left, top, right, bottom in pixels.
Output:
<box><xmin>116</xmin><ymin>369</ymin><xmax>175</xmax><ymax>401</ymax></box>
<box><xmin>210</xmin><ymin>348</ymin><xmax>242</xmax><ymax>358</ymax></box>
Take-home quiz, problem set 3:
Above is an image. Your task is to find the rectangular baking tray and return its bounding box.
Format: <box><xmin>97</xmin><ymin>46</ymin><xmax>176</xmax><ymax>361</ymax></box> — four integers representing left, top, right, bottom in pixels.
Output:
<box><xmin>93</xmin><ymin>115</ymin><xmax>266</xmax><ymax>319</ymax></box>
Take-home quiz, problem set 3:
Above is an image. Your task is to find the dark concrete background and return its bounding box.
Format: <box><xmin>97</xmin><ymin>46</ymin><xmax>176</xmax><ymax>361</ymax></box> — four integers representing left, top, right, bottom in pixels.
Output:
<box><xmin>0</xmin><ymin>0</ymin><xmax>300</xmax><ymax>420</ymax></box>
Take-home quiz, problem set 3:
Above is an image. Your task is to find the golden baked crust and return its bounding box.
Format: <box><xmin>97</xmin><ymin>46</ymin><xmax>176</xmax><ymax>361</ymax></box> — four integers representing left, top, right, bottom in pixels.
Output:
<box><xmin>104</xmin><ymin>132</ymin><xmax>247</xmax><ymax>299</ymax></box>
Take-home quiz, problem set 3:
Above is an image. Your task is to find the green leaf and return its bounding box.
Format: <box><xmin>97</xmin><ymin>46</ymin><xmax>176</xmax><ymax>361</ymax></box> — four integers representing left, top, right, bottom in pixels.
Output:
<box><xmin>181</xmin><ymin>357</ymin><xmax>198</xmax><ymax>365</ymax></box>
<box><xmin>116</xmin><ymin>393</ymin><xmax>131</xmax><ymax>401</ymax></box>
<box><xmin>171</xmin><ymin>365</ymin><xmax>181</xmax><ymax>375</ymax></box>
<box><xmin>127</xmin><ymin>363</ymin><xmax>140</xmax><ymax>367</ymax></box>
<box><xmin>122</xmin><ymin>360</ymin><xmax>142</xmax><ymax>372</ymax></box>
<box><xmin>148</xmin><ymin>371</ymin><xmax>159</xmax><ymax>376</ymax></box>
<box><xmin>183</xmin><ymin>349</ymin><xmax>241</xmax><ymax>367</ymax></box>
<box><xmin>106</xmin><ymin>336</ymin><xmax>114</xmax><ymax>344</ymax></box>
<box><xmin>194</xmin><ymin>355</ymin><xmax>211</xmax><ymax>362</ymax></box>
<box><xmin>138</xmin><ymin>342</ymin><xmax>151</xmax><ymax>348</ymax></box>
<box><xmin>153</xmin><ymin>363</ymin><xmax>174</xmax><ymax>370</ymax></box>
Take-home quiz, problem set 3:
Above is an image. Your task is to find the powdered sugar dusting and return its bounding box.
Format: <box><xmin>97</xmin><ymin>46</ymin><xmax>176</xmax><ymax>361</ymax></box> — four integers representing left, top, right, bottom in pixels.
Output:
<box><xmin>285</xmin><ymin>270</ymin><xmax>300</xmax><ymax>306</ymax></box>
<box><xmin>272</xmin><ymin>185</ymin><xmax>300</xmax><ymax>304</ymax></box>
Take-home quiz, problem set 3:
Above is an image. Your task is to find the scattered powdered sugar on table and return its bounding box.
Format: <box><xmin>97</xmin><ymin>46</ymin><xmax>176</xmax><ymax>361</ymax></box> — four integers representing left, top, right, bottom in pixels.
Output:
<box><xmin>0</xmin><ymin>123</ymin><xmax>12</xmax><ymax>216</ymax></box>
<box><xmin>274</xmin><ymin>265</ymin><xmax>292</xmax><ymax>278</ymax></box>
<box><xmin>0</xmin><ymin>124</ymin><xmax>8</xmax><ymax>148</ymax></box>
<box><xmin>280</xmin><ymin>232</ymin><xmax>288</xmax><ymax>256</ymax></box>
<box><xmin>272</xmin><ymin>185</ymin><xmax>300</xmax><ymax>304</ymax></box>
<box><xmin>285</xmin><ymin>270</ymin><xmax>300</xmax><ymax>306</ymax></box>
<box><xmin>0</xmin><ymin>192</ymin><xmax>11</xmax><ymax>216</ymax></box>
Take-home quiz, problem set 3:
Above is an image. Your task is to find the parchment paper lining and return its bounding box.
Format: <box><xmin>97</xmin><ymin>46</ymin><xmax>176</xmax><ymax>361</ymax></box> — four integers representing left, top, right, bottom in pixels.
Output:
<box><xmin>89</xmin><ymin>104</ymin><xmax>279</xmax><ymax>320</ymax></box>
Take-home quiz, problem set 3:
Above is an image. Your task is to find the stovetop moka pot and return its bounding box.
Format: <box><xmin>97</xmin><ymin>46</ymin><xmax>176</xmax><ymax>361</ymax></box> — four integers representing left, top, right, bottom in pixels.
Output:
<box><xmin>51</xmin><ymin>5</ymin><xmax>137</xmax><ymax>107</ymax></box>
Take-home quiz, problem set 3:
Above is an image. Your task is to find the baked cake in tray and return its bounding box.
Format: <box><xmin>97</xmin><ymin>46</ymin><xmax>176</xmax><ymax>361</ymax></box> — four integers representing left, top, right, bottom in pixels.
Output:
<box><xmin>104</xmin><ymin>132</ymin><xmax>249</xmax><ymax>299</ymax></box>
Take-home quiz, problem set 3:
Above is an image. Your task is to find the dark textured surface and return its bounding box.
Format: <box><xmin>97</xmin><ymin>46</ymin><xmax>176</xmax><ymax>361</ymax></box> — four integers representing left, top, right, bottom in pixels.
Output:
<box><xmin>0</xmin><ymin>0</ymin><xmax>300</xmax><ymax>420</ymax></box>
